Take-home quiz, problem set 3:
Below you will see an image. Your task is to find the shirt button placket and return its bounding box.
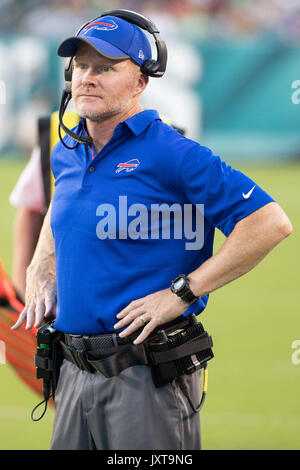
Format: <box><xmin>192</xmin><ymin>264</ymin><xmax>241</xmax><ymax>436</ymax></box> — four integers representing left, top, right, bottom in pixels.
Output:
<box><xmin>81</xmin><ymin>164</ymin><xmax>95</xmax><ymax>189</ymax></box>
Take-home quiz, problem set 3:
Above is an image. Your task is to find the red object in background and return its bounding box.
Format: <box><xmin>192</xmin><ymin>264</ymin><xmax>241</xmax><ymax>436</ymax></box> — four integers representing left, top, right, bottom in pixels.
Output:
<box><xmin>0</xmin><ymin>257</ymin><xmax>43</xmax><ymax>398</ymax></box>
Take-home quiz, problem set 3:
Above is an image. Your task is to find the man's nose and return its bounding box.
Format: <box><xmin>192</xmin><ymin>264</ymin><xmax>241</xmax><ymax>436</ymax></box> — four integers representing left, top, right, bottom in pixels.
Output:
<box><xmin>82</xmin><ymin>68</ymin><xmax>97</xmax><ymax>87</ymax></box>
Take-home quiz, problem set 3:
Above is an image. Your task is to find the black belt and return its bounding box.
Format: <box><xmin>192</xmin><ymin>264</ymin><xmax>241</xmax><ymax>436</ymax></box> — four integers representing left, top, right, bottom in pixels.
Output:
<box><xmin>60</xmin><ymin>316</ymin><xmax>191</xmax><ymax>377</ymax></box>
<box><xmin>60</xmin><ymin>338</ymin><xmax>149</xmax><ymax>376</ymax></box>
<box><xmin>64</xmin><ymin>330</ymin><xmax>133</xmax><ymax>351</ymax></box>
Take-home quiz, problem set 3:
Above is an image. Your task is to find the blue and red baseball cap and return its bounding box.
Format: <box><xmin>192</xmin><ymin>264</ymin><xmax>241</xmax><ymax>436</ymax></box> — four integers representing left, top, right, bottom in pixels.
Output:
<box><xmin>57</xmin><ymin>15</ymin><xmax>152</xmax><ymax>66</ymax></box>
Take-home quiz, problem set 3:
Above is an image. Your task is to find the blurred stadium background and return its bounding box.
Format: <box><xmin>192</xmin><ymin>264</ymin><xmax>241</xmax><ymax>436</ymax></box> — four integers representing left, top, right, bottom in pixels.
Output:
<box><xmin>0</xmin><ymin>0</ymin><xmax>299</xmax><ymax>450</ymax></box>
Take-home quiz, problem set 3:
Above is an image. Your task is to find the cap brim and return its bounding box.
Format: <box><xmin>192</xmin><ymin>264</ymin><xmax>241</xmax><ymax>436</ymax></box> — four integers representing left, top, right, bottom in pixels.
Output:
<box><xmin>57</xmin><ymin>36</ymin><xmax>130</xmax><ymax>61</ymax></box>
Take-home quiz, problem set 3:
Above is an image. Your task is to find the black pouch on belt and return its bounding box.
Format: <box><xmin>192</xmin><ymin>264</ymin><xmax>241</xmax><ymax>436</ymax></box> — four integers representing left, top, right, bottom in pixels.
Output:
<box><xmin>34</xmin><ymin>322</ymin><xmax>64</xmax><ymax>400</ymax></box>
<box><xmin>146</xmin><ymin>314</ymin><xmax>214</xmax><ymax>387</ymax></box>
<box><xmin>86</xmin><ymin>342</ymin><xmax>150</xmax><ymax>377</ymax></box>
<box><xmin>31</xmin><ymin>321</ymin><xmax>64</xmax><ymax>421</ymax></box>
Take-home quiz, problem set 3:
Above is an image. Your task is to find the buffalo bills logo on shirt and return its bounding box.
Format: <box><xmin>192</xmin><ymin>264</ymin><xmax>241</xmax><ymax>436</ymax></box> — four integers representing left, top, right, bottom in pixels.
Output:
<box><xmin>82</xmin><ymin>20</ymin><xmax>119</xmax><ymax>34</ymax></box>
<box><xmin>115</xmin><ymin>159</ymin><xmax>140</xmax><ymax>174</ymax></box>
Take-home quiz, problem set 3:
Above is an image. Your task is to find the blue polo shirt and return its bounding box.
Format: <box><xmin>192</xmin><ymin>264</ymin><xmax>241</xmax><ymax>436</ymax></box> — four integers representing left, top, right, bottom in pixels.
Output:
<box><xmin>50</xmin><ymin>109</ymin><xmax>274</xmax><ymax>334</ymax></box>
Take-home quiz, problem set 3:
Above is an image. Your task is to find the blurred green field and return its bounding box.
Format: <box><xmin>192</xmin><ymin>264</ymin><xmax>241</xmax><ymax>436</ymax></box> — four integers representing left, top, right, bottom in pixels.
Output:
<box><xmin>0</xmin><ymin>157</ymin><xmax>299</xmax><ymax>450</ymax></box>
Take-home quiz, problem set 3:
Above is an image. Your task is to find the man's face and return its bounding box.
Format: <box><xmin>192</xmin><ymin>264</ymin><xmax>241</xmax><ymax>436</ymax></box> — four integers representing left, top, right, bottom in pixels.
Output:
<box><xmin>71</xmin><ymin>43</ymin><xmax>147</xmax><ymax>122</ymax></box>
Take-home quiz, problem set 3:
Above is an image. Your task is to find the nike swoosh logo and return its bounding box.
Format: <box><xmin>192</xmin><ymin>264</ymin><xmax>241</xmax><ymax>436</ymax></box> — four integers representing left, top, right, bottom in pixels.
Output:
<box><xmin>242</xmin><ymin>185</ymin><xmax>256</xmax><ymax>199</ymax></box>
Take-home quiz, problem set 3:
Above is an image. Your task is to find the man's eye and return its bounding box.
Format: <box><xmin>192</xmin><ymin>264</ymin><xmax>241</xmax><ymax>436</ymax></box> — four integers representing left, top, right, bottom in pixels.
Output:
<box><xmin>75</xmin><ymin>63</ymin><xmax>87</xmax><ymax>69</ymax></box>
<box><xmin>100</xmin><ymin>66</ymin><xmax>112</xmax><ymax>72</ymax></box>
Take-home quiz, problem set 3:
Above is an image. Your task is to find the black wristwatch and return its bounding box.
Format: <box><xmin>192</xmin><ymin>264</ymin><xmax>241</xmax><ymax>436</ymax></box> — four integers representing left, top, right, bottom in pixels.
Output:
<box><xmin>170</xmin><ymin>274</ymin><xmax>199</xmax><ymax>305</ymax></box>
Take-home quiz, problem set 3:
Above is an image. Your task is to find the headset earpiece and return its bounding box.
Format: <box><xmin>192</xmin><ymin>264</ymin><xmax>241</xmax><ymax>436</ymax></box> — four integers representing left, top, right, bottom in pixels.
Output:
<box><xmin>140</xmin><ymin>32</ymin><xmax>168</xmax><ymax>77</ymax></box>
<box><xmin>64</xmin><ymin>57</ymin><xmax>73</xmax><ymax>94</ymax></box>
<box><xmin>141</xmin><ymin>59</ymin><xmax>156</xmax><ymax>76</ymax></box>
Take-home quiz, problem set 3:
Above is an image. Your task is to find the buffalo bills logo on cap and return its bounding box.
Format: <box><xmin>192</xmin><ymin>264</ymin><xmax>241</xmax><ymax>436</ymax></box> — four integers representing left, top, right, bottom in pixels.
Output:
<box><xmin>82</xmin><ymin>19</ymin><xmax>119</xmax><ymax>34</ymax></box>
<box><xmin>115</xmin><ymin>158</ymin><xmax>140</xmax><ymax>174</ymax></box>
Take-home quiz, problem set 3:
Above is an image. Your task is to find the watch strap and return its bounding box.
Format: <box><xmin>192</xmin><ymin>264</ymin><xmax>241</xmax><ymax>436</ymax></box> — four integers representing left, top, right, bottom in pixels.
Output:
<box><xmin>171</xmin><ymin>275</ymin><xmax>199</xmax><ymax>305</ymax></box>
<box><xmin>180</xmin><ymin>288</ymin><xmax>198</xmax><ymax>304</ymax></box>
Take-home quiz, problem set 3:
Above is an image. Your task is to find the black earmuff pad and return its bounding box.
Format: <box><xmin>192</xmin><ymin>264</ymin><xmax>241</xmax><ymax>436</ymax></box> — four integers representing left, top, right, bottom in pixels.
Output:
<box><xmin>141</xmin><ymin>59</ymin><xmax>159</xmax><ymax>76</ymax></box>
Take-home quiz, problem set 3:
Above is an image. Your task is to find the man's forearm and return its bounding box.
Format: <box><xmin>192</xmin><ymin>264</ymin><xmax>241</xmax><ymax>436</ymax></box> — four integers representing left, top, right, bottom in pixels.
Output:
<box><xmin>12</xmin><ymin>201</ymin><xmax>57</xmax><ymax>330</ymax></box>
<box><xmin>30</xmin><ymin>201</ymin><xmax>55</xmax><ymax>272</ymax></box>
<box><xmin>188</xmin><ymin>202</ymin><xmax>293</xmax><ymax>297</ymax></box>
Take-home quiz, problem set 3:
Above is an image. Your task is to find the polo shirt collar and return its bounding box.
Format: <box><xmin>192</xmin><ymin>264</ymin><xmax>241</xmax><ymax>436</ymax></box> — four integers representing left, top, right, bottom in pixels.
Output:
<box><xmin>123</xmin><ymin>109</ymin><xmax>161</xmax><ymax>136</ymax></box>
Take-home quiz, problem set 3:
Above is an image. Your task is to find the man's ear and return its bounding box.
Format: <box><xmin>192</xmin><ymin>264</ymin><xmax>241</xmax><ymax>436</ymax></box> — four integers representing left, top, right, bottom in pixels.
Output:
<box><xmin>135</xmin><ymin>73</ymin><xmax>149</xmax><ymax>96</ymax></box>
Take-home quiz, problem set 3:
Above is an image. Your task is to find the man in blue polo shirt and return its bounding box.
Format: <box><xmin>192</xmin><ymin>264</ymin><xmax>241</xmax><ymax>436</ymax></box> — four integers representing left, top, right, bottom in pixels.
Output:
<box><xmin>12</xmin><ymin>13</ymin><xmax>292</xmax><ymax>450</ymax></box>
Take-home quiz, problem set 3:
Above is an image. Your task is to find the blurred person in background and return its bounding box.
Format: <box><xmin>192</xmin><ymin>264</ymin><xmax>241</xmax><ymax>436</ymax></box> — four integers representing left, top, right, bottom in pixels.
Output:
<box><xmin>9</xmin><ymin>145</ymin><xmax>46</xmax><ymax>303</ymax></box>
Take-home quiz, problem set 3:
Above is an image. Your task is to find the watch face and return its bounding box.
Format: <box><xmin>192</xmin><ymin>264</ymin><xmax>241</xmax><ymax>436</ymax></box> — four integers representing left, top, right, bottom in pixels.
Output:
<box><xmin>173</xmin><ymin>277</ymin><xmax>186</xmax><ymax>292</ymax></box>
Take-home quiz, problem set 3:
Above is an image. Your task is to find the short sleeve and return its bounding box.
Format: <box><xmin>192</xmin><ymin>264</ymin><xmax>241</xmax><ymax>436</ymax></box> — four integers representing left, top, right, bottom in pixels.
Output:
<box><xmin>180</xmin><ymin>144</ymin><xmax>274</xmax><ymax>237</ymax></box>
<box><xmin>9</xmin><ymin>146</ymin><xmax>46</xmax><ymax>214</ymax></box>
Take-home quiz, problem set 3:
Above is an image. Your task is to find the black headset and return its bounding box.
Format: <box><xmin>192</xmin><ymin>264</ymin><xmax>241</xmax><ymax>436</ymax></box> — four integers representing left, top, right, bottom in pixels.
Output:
<box><xmin>58</xmin><ymin>9</ymin><xmax>168</xmax><ymax>149</ymax></box>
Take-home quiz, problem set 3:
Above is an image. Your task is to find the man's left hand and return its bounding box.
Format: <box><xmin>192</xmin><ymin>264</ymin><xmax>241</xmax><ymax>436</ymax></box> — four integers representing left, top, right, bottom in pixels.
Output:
<box><xmin>113</xmin><ymin>288</ymin><xmax>188</xmax><ymax>344</ymax></box>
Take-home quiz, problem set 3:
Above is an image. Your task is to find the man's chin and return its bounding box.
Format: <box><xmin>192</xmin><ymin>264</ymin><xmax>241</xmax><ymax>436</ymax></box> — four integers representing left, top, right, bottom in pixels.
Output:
<box><xmin>79</xmin><ymin>108</ymin><xmax>124</xmax><ymax>123</ymax></box>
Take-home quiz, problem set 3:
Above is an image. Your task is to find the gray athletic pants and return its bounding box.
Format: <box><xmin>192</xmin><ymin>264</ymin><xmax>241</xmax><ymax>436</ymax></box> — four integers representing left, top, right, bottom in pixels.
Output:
<box><xmin>51</xmin><ymin>359</ymin><xmax>202</xmax><ymax>450</ymax></box>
